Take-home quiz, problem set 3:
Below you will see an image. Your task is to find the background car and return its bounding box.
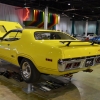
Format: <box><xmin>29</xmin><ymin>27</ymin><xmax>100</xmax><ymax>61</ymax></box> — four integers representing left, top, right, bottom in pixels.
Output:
<box><xmin>82</xmin><ymin>33</ymin><xmax>95</xmax><ymax>41</ymax></box>
<box><xmin>90</xmin><ymin>36</ymin><xmax>100</xmax><ymax>44</ymax></box>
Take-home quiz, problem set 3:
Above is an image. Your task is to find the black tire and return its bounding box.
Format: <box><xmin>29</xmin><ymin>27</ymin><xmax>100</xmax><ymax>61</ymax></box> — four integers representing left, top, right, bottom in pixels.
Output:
<box><xmin>20</xmin><ymin>58</ymin><xmax>40</xmax><ymax>83</ymax></box>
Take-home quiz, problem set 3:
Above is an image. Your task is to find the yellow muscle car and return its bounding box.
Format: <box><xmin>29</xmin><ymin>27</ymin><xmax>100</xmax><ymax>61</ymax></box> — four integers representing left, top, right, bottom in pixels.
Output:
<box><xmin>0</xmin><ymin>21</ymin><xmax>100</xmax><ymax>83</ymax></box>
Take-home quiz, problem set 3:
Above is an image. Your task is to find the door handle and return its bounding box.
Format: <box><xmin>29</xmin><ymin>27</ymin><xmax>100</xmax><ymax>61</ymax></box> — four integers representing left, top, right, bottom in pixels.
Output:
<box><xmin>8</xmin><ymin>44</ymin><xmax>10</xmax><ymax>46</ymax></box>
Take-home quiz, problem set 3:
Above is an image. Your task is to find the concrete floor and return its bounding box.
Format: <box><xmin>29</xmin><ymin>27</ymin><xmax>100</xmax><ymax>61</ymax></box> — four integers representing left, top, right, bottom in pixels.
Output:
<box><xmin>0</xmin><ymin>65</ymin><xmax>100</xmax><ymax>100</ymax></box>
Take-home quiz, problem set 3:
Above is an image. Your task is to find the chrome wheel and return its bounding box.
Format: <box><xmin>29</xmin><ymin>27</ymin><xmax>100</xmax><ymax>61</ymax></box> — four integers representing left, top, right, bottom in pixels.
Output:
<box><xmin>22</xmin><ymin>62</ymin><xmax>31</xmax><ymax>79</ymax></box>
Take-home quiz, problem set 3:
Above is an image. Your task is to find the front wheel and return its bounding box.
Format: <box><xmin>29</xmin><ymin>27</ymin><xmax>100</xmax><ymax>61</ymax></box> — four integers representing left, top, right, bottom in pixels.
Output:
<box><xmin>20</xmin><ymin>58</ymin><xmax>40</xmax><ymax>83</ymax></box>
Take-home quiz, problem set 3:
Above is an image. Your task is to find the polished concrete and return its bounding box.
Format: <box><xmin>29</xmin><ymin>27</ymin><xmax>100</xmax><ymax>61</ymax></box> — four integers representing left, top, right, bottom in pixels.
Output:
<box><xmin>0</xmin><ymin>65</ymin><xmax>100</xmax><ymax>100</ymax></box>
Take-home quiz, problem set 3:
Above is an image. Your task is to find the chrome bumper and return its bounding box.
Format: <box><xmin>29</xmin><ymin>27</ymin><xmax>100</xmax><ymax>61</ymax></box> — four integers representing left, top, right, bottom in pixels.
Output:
<box><xmin>58</xmin><ymin>55</ymin><xmax>100</xmax><ymax>71</ymax></box>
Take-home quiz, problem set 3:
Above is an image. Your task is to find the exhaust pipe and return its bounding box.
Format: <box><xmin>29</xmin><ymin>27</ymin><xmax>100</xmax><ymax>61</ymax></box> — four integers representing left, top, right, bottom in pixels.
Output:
<box><xmin>83</xmin><ymin>69</ymin><xmax>93</xmax><ymax>73</ymax></box>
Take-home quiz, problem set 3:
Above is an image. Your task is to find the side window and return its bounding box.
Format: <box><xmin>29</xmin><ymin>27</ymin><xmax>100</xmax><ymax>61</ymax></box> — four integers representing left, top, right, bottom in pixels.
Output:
<box><xmin>9</xmin><ymin>32</ymin><xmax>17</xmax><ymax>38</ymax></box>
<box><xmin>16</xmin><ymin>32</ymin><xmax>22</xmax><ymax>38</ymax></box>
<box><xmin>3</xmin><ymin>31</ymin><xmax>22</xmax><ymax>41</ymax></box>
<box><xmin>35</xmin><ymin>33</ymin><xmax>50</xmax><ymax>40</ymax></box>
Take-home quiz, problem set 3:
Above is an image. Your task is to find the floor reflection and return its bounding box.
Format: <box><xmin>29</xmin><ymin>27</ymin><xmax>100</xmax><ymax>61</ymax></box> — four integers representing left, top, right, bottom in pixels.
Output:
<box><xmin>0</xmin><ymin>59</ymin><xmax>100</xmax><ymax>100</ymax></box>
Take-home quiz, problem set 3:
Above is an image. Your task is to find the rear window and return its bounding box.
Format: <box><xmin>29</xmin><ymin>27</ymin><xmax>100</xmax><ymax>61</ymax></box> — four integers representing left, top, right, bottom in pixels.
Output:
<box><xmin>34</xmin><ymin>31</ymin><xmax>75</xmax><ymax>40</ymax></box>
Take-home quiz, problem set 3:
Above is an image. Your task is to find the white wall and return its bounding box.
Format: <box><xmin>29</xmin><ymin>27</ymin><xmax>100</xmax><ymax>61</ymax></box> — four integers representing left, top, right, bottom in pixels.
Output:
<box><xmin>74</xmin><ymin>21</ymin><xmax>85</xmax><ymax>35</ymax></box>
<box><xmin>56</xmin><ymin>16</ymin><xmax>97</xmax><ymax>35</ymax></box>
<box><xmin>56</xmin><ymin>16</ymin><xmax>72</xmax><ymax>34</ymax></box>
<box><xmin>88</xmin><ymin>21</ymin><xmax>96</xmax><ymax>34</ymax></box>
<box><xmin>0</xmin><ymin>3</ymin><xmax>23</xmax><ymax>25</ymax></box>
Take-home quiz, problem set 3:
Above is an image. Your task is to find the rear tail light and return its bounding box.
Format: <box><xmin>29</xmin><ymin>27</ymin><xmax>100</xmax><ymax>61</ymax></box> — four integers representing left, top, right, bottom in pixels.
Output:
<box><xmin>66</xmin><ymin>63</ymin><xmax>72</xmax><ymax>69</ymax></box>
<box><xmin>95</xmin><ymin>57</ymin><xmax>100</xmax><ymax>63</ymax></box>
<box><xmin>66</xmin><ymin>62</ymin><xmax>80</xmax><ymax>70</ymax></box>
<box><xmin>73</xmin><ymin>62</ymin><xmax>80</xmax><ymax>68</ymax></box>
<box><xmin>58</xmin><ymin>58</ymin><xmax>81</xmax><ymax>71</ymax></box>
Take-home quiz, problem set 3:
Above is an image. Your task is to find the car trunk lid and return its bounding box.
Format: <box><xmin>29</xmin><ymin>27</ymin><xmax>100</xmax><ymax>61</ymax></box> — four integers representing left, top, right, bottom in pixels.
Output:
<box><xmin>41</xmin><ymin>40</ymin><xmax>100</xmax><ymax>58</ymax></box>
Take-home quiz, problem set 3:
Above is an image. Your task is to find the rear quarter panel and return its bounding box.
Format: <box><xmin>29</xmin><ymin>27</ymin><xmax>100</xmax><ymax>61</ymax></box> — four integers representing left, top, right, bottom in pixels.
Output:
<box><xmin>17</xmin><ymin>30</ymin><xmax>63</xmax><ymax>73</ymax></box>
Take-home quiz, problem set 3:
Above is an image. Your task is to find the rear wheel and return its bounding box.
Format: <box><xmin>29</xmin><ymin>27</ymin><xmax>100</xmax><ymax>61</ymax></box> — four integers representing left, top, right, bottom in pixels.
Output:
<box><xmin>20</xmin><ymin>58</ymin><xmax>40</xmax><ymax>83</ymax></box>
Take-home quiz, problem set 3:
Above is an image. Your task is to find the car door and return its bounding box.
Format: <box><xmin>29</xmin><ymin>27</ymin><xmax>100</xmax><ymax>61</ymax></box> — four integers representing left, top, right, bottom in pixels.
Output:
<box><xmin>0</xmin><ymin>30</ymin><xmax>22</xmax><ymax>64</ymax></box>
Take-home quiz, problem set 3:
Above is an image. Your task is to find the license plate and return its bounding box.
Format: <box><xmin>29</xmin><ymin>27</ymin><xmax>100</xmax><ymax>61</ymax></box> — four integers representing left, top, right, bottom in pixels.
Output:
<box><xmin>85</xmin><ymin>58</ymin><xmax>94</xmax><ymax>67</ymax></box>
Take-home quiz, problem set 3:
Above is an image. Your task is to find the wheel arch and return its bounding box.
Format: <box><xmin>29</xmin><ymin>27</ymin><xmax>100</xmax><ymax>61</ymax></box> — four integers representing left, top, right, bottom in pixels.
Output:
<box><xmin>17</xmin><ymin>54</ymin><xmax>37</xmax><ymax>67</ymax></box>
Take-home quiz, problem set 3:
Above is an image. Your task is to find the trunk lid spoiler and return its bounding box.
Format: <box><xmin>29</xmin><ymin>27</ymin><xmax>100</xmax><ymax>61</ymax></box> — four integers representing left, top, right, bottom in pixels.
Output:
<box><xmin>59</xmin><ymin>41</ymin><xmax>97</xmax><ymax>46</ymax></box>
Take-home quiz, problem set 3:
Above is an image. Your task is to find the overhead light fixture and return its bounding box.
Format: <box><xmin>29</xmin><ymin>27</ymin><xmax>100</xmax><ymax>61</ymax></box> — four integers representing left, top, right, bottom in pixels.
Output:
<box><xmin>39</xmin><ymin>10</ymin><xmax>42</xmax><ymax>12</ymax></box>
<box><xmin>24</xmin><ymin>2</ymin><xmax>30</xmax><ymax>8</ymax></box>
<box><xmin>73</xmin><ymin>15</ymin><xmax>74</xmax><ymax>17</ymax></box>
<box><xmin>84</xmin><ymin>16</ymin><xmax>89</xmax><ymax>18</ymax></box>
<box><xmin>24</xmin><ymin>7</ymin><xmax>30</xmax><ymax>8</ymax></box>
<box><xmin>24</xmin><ymin>3</ymin><xmax>26</xmax><ymax>6</ymax></box>
<box><xmin>68</xmin><ymin>3</ymin><xmax>71</xmax><ymax>5</ymax></box>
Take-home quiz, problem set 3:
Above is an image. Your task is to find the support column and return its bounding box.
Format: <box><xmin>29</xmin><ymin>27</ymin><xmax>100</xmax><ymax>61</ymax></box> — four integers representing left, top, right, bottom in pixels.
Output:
<box><xmin>71</xmin><ymin>20</ymin><xmax>75</xmax><ymax>35</ymax></box>
<box><xmin>52</xmin><ymin>25</ymin><xmax>56</xmax><ymax>30</ymax></box>
<box><xmin>23</xmin><ymin>83</ymin><xmax>35</xmax><ymax>94</ymax></box>
<box><xmin>96</xmin><ymin>21</ymin><xmax>99</xmax><ymax>35</ymax></box>
<box><xmin>85</xmin><ymin>20</ymin><xmax>88</xmax><ymax>36</ymax></box>
<box><xmin>44</xmin><ymin>7</ymin><xmax>48</xmax><ymax>29</ymax></box>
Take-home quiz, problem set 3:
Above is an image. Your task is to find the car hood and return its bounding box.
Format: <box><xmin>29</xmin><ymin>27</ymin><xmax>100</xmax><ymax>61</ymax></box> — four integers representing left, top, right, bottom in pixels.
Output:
<box><xmin>39</xmin><ymin>40</ymin><xmax>100</xmax><ymax>58</ymax></box>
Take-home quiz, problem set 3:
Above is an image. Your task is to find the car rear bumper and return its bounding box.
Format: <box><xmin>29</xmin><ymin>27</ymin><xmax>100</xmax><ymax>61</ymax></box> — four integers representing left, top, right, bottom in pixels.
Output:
<box><xmin>38</xmin><ymin>65</ymin><xmax>96</xmax><ymax>76</ymax></box>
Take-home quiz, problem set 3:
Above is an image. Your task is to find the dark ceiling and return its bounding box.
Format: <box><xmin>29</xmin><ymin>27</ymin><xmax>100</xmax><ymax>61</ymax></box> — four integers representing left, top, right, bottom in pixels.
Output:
<box><xmin>1</xmin><ymin>0</ymin><xmax>100</xmax><ymax>21</ymax></box>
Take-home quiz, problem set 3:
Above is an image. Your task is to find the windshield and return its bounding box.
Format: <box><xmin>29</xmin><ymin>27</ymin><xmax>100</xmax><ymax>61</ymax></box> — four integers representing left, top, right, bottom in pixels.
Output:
<box><xmin>34</xmin><ymin>31</ymin><xmax>75</xmax><ymax>40</ymax></box>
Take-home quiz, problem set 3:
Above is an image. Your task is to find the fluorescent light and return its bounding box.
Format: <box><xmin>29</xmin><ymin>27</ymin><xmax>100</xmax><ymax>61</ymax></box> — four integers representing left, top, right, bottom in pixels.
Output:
<box><xmin>24</xmin><ymin>7</ymin><xmax>30</xmax><ymax>8</ymax></box>
<box><xmin>68</xmin><ymin>3</ymin><xmax>70</xmax><ymax>5</ymax></box>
